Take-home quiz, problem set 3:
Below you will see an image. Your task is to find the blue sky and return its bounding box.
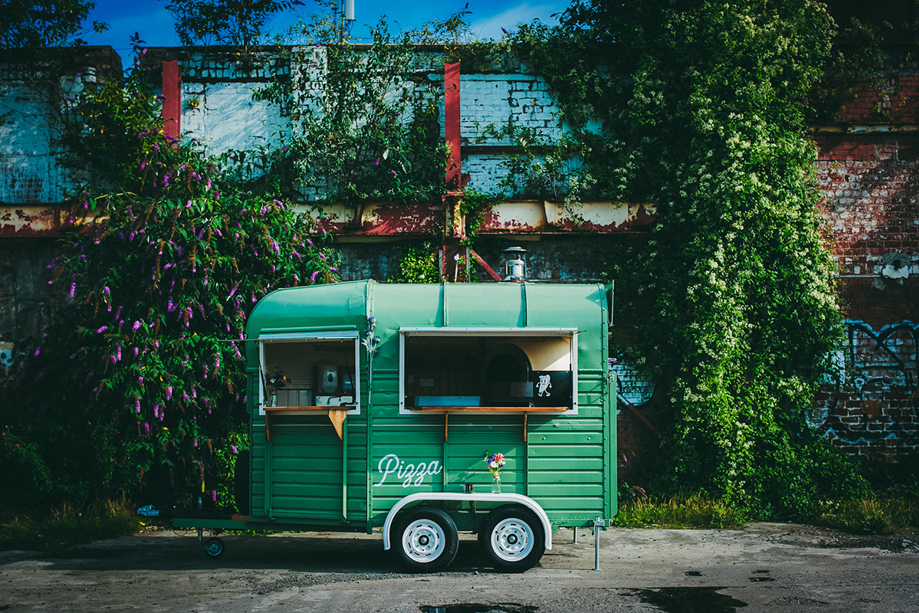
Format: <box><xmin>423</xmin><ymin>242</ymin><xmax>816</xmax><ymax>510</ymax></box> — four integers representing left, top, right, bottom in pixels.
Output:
<box><xmin>82</xmin><ymin>0</ymin><xmax>570</xmax><ymax>52</ymax></box>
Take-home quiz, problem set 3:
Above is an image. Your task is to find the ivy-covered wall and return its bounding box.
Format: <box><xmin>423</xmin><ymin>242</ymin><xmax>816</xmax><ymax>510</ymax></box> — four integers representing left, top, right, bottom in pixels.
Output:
<box><xmin>1</xmin><ymin>43</ymin><xmax>918</xmax><ymax>471</ymax></box>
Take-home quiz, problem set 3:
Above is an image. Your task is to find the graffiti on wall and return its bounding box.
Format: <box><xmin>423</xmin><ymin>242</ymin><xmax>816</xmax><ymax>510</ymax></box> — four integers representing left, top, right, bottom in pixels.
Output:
<box><xmin>810</xmin><ymin>319</ymin><xmax>919</xmax><ymax>451</ymax></box>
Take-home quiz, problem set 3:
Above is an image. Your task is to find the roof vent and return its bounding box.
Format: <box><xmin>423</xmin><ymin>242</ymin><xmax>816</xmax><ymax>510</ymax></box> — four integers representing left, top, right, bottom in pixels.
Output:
<box><xmin>503</xmin><ymin>247</ymin><xmax>527</xmax><ymax>282</ymax></box>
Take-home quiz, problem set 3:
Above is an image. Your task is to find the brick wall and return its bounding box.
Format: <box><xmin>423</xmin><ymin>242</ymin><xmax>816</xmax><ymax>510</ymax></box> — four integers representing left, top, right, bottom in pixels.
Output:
<box><xmin>810</xmin><ymin>65</ymin><xmax>919</xmax><ymax>458</ymax></box>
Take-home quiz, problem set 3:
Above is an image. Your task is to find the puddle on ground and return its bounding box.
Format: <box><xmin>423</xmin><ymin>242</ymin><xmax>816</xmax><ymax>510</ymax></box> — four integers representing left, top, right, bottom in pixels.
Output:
<box><xmin>421</xmin><ymin>605</ymin><xmax>536</xmax><ymax>613</ymax></box>
<box><xmin>684</xmin><ymin>571</ymin><xmax>702</xmax><ymax>576</ymax></box>
<box><xmin>631</xmin><ymin>587</ymin><xmax>747</xmax><ymax>612</ymax></box>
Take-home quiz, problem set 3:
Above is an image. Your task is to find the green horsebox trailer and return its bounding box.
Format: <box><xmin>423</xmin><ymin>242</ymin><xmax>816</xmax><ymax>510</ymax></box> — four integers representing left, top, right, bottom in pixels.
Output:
<box><xmin>175</xmin><ymin>280</ymin><xmax>616</xmax><ymax>572</ymax></box>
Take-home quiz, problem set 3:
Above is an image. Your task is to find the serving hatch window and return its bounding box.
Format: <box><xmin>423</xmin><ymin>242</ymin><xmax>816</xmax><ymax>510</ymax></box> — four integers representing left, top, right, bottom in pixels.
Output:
<box><xmin>258</xmin><ymin>332</ymin><xmax>361</xmax><ymax>415</ymax></box>
<box><xmin>398</xmin><ymin>327</ymin><xmax>577</xmax><ymax>414</ymax></box>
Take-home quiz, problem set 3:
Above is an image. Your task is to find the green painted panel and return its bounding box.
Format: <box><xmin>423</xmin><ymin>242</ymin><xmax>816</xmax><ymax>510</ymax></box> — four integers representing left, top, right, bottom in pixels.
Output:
<box><xmin>526</xmin><ymin>471</ymin><xmax>604</xmax><ymax>484</ymax></box>
<box><xmin>528</xmin><ymin>458</ymin><xmax>605</xmax><ymax>470</ymax></box>
<box><xmin>245</xmin><ymin>280</ymin><xmax>615</xmax><ymax>530</ymax></box>
<box><xmin>528</xmin><ymin>484</ymin><xmax>605</xmax><ymax>497</ymax></box>
<box><xmin>536</xmin><ymin>497</ymin><xmax>605</xmax><ymax>511</ymax></box>
<box><xmin>528</xmin><ymin>445</ymin><xmax>604</xmax><ymax>458</ymax></box>
<box><xmin>254</xmin><ymin>458</ymin><xmax>366</xmax><ymax>472</ymax></box>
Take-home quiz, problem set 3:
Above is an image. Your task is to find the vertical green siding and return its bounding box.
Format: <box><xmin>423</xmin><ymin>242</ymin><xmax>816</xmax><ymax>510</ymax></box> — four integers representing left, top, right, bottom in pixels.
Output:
<box><xmin>245</xmin><ymin>281</ymin><xmax>616</xmax><ymax>531</ymax></box>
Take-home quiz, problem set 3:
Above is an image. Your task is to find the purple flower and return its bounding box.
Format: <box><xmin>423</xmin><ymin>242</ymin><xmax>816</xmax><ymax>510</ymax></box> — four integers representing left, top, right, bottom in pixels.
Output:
<box><xmin>319</xmin><ymin>253</ymin><xmax>326</xmax><ymax>260</ymax></box>
<box><xmin>34</xmin><ymin>347</ymin><xmax>40</xmax><ymax>357</ymax></box>
<box><xmin>69</xmin><ymin>283</ymin><xmax>76</xmax><ymax>298</ymax></box>
<box><xmin>133</xmin><ymin>320</ymin><xmax>142</xmax><ymax>332</ymax></box>
<box><xmin>96</xmin><ymin>326</ymin><xmax>108</xmax><ymax>334</ymax></box>
<box><xmin>135</xmin><ymin>397</ymin><xmax>141</xmax><ymax>413</ymax></box>
<box><xmin>271</xmin><ymin>241</ymin><xmax>279</xmax><ymax>254</ymax></box>
<box><xmin>166</xmin><ymin>386</ymin><xmax>172</xmax><ymax>400</ymax></box>
<box><xmin>391</xmin><ymin>170</ymin><xmax>397</xmax><ymax>176</ymax></box>
<box><xmin>310</xmin><ymin>270</ymin><xmax>319</xmax><ymax>282</ymax></box>
<box><xmin>374</xmin><ymin>158</ymin><xmax>380</xmax><ymax>166</ymax></box>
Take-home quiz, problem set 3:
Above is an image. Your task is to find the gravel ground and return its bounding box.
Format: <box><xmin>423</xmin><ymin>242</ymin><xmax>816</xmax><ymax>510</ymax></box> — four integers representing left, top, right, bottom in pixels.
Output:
<box><xmin>1</xmin><ymin>523</ymin><xmax>917</xmax><ymax>612</ymax></box>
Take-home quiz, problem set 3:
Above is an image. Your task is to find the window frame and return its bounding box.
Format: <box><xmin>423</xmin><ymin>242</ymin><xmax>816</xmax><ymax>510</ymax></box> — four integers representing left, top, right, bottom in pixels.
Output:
<box><xmin>398</xmin><ymin>326</ymin><xmax>578</xmax><ymax>415</ymax></box>
<box><xmin>257</xmin><ymin>331</ymin><xmax>361</xmax><ymax>416</ymax></box>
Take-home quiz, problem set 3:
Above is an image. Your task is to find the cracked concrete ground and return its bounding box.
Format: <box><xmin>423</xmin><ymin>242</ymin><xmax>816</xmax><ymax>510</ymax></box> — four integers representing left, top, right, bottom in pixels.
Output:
<box><xmin>1</xmin><ymin>523</ymin><xmax>917</xmax><ymax>612</ymax></box>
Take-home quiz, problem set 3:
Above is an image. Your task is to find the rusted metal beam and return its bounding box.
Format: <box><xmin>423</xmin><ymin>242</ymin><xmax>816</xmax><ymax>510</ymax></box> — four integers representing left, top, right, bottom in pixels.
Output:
<box><xmin>480</xmin><ymin>201</ymin><xmax>656</xmax><ymax>234</ymax></box>
<box><xmin>469</xmin><ymin>249</ymin><xmax>503</xmax><ymax>282</ymax></box>
<box><xmin>0</xmin><ymin>205</ymin><xmax>92</xmax><ymax>237</ymax></box>
<box><xmin>1</xmin><ymin>200</ymin><xmax>657</xmax><ymax>238</ymax></box>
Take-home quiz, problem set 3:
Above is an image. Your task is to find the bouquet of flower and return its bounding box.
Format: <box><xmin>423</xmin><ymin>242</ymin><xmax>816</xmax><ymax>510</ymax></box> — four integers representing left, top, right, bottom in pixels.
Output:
<box><xmin>484</xmin><ymin>452</ymin><xmax>506</xmax><ymax>478</ymax></box>
<box><xmin>268</xmin><ymin>367</ymin><xmax>289</xmax><ymax>393</ymax></box>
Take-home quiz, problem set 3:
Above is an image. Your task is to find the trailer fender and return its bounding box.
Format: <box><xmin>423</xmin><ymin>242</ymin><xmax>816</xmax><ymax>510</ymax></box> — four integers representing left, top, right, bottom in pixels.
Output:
<box><xmin>383</xmin><ymin>492</ymin><xmax>552</xmax><ymax>552</ymax></box>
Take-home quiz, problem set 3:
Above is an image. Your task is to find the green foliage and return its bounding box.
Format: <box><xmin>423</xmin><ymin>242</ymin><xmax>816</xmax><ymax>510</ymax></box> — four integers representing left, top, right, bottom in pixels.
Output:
<box><xmin>612</xmin><ymin>494</ymin><xmax>747</xmax><ymax>529</ymax></box>
<box><xmin>164</xmin><ymin>0</ymin><xmax>300</xmax><ymax>49</ymax></box>
<box><xmin>0</xmin><ymin>498</ymin><xmax>140</xmax><ymax>552</ymax></box>
<box><xmin>0</xmin><ymin>0</ymin><xmax>107</xmax><ymax>50</ymax></box>
<box><xmin>510</xmin><ymin>0</ymin><xmax>851</xmax><ymax>517</ymax></box>
<box><xmin>387</xmin><ymin>241</ymin><xmax>440</xmax><ymax>284</ymax></box>
<box><xmin>459</xmin><ymin>189</ymin><xmax>499</xmax><ymax>242</ymax></box>
<box><xmin>255</xmin><ymin>19</ymin><xmax>450</xmax><ymax>207</ymax></box>
<box><xmin>0</xmin><ymin>48</ymin><xmax>338</xmax><ymax>509</ymax></box>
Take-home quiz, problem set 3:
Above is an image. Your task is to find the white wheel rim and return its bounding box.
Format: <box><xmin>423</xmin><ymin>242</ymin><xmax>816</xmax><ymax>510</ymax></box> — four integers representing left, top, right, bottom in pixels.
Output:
<box><xmin>402</xmin><ymin>519</ymin><xmax>446</xmax><ymax>563</ymax></box>
<box><xmin>490</xmin><ymin>518</ymin><xmax>534</xmax><ymax>562</ymax></box>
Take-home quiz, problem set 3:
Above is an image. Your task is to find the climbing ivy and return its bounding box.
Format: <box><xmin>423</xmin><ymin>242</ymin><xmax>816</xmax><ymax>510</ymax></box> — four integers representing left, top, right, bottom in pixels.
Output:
<box><xmin>507</xmin><ymin>0</ymin><xmax>863</xmax><ymax>516</ymax></box>
<box><xmin>254</xmin><ymin>15</ymin><xmax>452</xmax><ymax>210</ymax></box>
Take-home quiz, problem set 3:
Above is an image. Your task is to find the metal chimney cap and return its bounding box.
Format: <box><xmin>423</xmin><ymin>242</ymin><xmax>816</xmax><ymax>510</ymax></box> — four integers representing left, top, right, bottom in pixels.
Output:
<box><xmin>503</xmin><ymin>246</ymin><xmax>527</xmax><ymax>282</ymax></box>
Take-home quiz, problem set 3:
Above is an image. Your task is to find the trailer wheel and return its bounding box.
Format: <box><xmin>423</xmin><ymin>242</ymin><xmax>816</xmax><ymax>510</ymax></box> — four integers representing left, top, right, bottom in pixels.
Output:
<box><xmin>203</xmin><ymin>537</ymin><xmax>224</xmax><ymax>557</ymax></box>
<box><xmin>394</xmin><ymin>507</ymin><xmax>458</xmax><ymax>572</ymax></box>
<box><xmin>479</xmin><ymin>505</ymin><xmax>545</xmax><ymax>572</ymax></box>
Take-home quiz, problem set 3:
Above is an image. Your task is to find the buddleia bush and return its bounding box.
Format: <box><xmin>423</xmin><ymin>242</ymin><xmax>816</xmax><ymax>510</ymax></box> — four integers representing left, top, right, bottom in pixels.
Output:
<box><xmin>0</xmin><ymin>49</ymin><xmax>338</xmax><ymax>509</ymax></box>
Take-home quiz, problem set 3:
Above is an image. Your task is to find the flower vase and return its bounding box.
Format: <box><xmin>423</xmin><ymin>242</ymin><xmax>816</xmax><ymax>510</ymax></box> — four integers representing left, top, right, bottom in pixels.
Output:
<box><xmin>491</xmin><ymin>474</ymin><xmax>502</xmax><ymax>493</ymax></box>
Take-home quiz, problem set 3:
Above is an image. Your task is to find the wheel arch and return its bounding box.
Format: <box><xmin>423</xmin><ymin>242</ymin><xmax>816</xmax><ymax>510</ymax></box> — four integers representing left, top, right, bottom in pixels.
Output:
<box><xmin>383</xmin><ymin>492</ymin><xmax>552</xmax><ymax>552</ymax></box>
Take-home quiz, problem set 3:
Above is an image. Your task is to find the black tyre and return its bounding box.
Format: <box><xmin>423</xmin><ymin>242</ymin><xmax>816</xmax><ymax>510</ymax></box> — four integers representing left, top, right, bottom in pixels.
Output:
<box><xmin>479</xmin><ymin>505</ymin><xmax>545</xmax><ymax>572</ymax></box>
<box><xmin>394</xmin><ymin>507</ymin><xmax>458</xmax><ymax>572</ymax></box>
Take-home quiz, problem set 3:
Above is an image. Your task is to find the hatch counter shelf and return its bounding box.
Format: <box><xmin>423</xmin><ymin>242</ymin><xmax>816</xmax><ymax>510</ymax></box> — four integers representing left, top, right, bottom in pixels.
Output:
<box><xmin>173</xmin><ymin>280</ymin><xmax>616</xmax><ymax>572</ymax></box>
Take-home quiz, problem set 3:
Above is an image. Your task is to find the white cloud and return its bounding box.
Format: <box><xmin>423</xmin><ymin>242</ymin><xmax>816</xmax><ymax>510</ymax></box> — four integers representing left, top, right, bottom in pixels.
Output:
<box><xmin>469</xmin><ymin>2</ymin><xmax>564</xmax><ymax>40</ymax></box>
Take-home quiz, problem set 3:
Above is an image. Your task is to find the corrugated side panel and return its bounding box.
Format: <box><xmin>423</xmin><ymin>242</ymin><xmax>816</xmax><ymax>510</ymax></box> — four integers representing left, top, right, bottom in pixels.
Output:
<box><xmin>250</xmin><ymin>417</ymin><xmax>368</xmax><ymax>522</ymax></box>
<box><xmin>366</xmin><ymin>368</ymin><xmax>610</xmax><ymax>527</ymax></box>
